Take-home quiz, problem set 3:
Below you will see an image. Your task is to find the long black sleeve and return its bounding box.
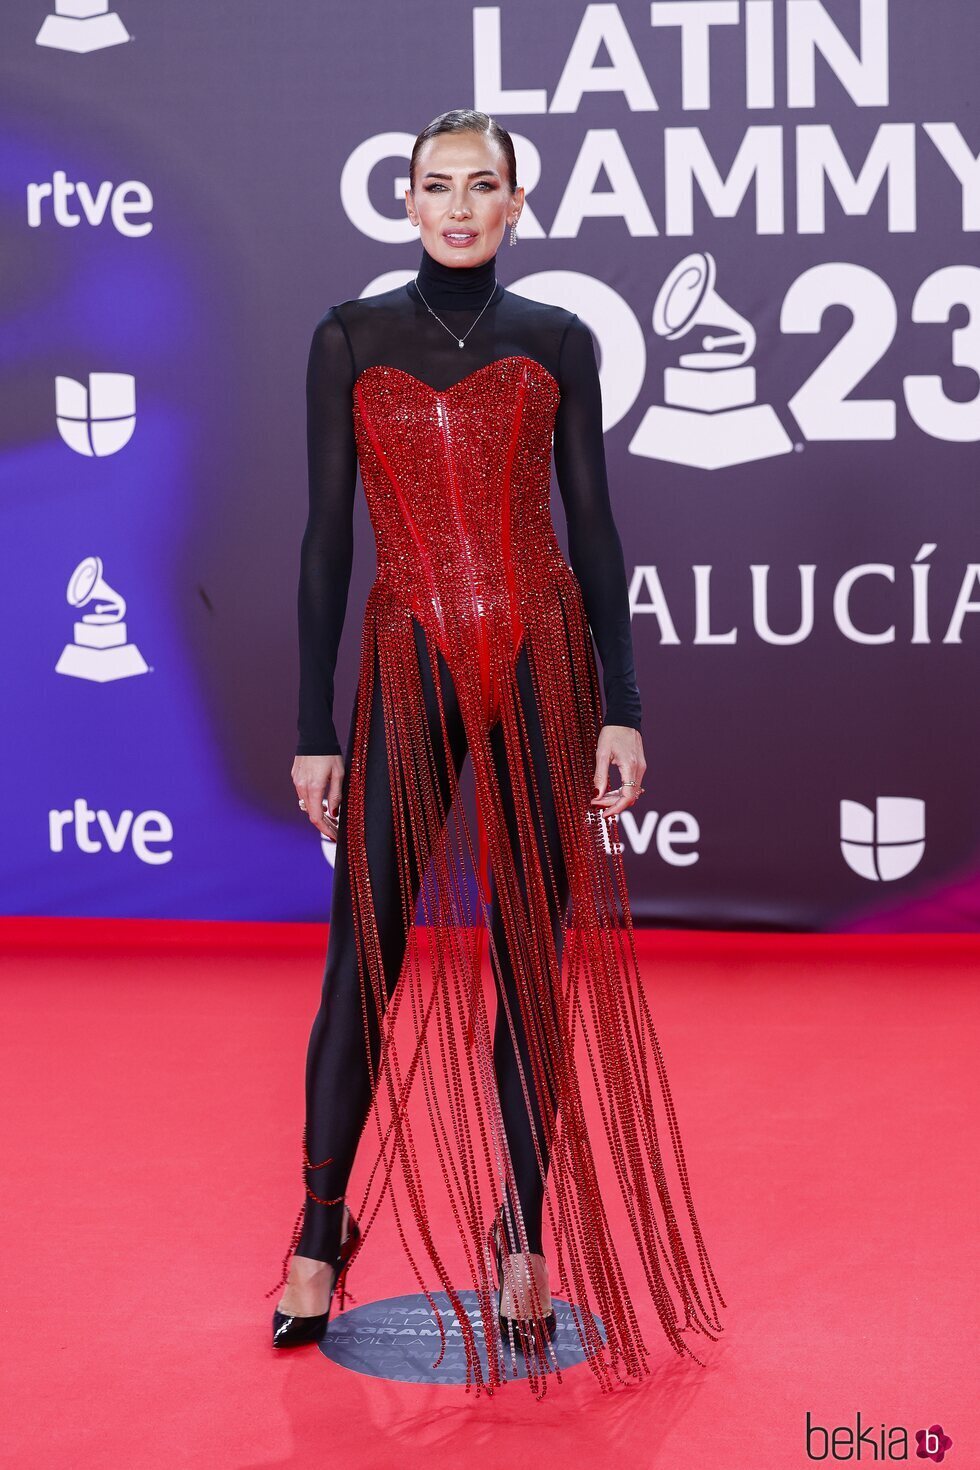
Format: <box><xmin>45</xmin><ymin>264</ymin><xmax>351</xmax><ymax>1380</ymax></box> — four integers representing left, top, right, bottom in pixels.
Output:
<box><xmin>295</xmin><ymin>308</ymin><xmax>357</xmax><ymax>756</ymax></box>
<box><xmin>553</xmin><ymin>314</ymin><xmax>643</xmax><ymax>733</ymax></box>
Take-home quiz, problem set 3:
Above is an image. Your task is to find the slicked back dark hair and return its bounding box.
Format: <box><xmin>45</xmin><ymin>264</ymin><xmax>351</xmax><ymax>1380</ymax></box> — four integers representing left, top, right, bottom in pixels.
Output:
<box><xmin>409</xmin><ymin>109</ymin><xmax>518</xmax><ymax>193</ymax></box>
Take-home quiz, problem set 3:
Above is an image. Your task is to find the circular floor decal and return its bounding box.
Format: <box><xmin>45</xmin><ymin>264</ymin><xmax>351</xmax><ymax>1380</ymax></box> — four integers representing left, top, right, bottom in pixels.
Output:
<box><xmin>318</xmin><ymin>1289</ymin><xmax>606</xmax><ymax>1384</ymax></box>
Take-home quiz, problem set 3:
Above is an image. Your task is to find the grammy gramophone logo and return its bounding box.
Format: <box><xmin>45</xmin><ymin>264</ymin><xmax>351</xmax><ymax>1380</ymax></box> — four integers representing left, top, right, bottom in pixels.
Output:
<box><xmin>35</xmin><ymin>0</ymin><xmax>130</xmax><ymax>54</ymax></box>
<box><xmin>630</xmin><ymin>251</ymin><xmax>793</xmax><ymax>471</ymax></box>
<box><xmin>55</xmin><ymin>556</ymin><xmax>149</xmax><ymax>682</ymax></box>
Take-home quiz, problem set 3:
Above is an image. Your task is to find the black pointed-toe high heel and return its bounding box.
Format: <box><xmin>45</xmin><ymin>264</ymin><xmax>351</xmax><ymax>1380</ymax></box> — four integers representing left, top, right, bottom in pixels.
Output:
<box><xmin>271</xmin><ymin>1204</ymin><xmax>361</xmax><ymax>1349</ymax></box>
<box><xmin>488</xmin><ymin>1204</ymin><xmax>557</xmax><ymax>1347</ymax></box>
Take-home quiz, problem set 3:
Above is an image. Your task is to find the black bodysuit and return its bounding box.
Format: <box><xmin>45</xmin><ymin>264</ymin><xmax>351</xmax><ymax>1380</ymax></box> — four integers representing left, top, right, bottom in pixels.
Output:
<box><xmin>292</xmin><ymin>244</ymin><xmax>643</xmax><ymax>1267</ymax></box>
<box><xmin>296</xmin><ymin>243</ymin><xmax>642</xmax><ymax>755</ymax></box>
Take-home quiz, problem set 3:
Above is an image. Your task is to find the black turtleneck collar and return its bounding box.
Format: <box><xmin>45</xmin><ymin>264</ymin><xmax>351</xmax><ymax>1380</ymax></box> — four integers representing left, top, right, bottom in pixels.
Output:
<box><xmin>408</xmin><ymin>242</ymin><xmax>503</xmax><ymax>312</ymax></box>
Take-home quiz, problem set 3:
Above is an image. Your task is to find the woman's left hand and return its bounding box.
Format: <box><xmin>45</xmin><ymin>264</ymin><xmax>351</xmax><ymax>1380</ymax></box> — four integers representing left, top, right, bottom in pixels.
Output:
<box><xmin>590</xmin><ymin>725</ymin><xmax>646</xmax><ymax>818</ymax></box>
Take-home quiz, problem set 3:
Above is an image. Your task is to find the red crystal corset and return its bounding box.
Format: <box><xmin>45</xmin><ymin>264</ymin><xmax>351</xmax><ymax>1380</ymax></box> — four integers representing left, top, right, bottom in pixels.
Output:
<box><xmin>351</xmin><ymin>355</ymin><xmax>568</xmax><ymax>681</ymax></box>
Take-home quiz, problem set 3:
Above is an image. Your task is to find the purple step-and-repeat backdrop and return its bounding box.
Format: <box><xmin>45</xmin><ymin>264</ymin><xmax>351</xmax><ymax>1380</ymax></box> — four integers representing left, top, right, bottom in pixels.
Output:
<box><xmin>2</xmin><ymin>0</ymin><xmax>978</xmax><ymax>928</ymax></box>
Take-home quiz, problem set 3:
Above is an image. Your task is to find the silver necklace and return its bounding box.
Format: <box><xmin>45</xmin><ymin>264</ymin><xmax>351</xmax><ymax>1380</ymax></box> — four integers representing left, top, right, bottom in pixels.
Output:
<box><xmin>414</xmin><ymin>275</ymin><xmax>498</xmax><ymax>348</ymax></box>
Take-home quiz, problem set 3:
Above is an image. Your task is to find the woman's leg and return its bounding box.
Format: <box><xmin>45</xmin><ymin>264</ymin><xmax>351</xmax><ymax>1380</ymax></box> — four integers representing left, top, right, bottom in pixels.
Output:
<box><xmin>487</xmin><ymin>642</ymin><xmax>570</xmax><ymax>1257</ymax></box>
<box><xmin>295</xmin><ymin>618</ymin><xmax>470</xmax><ymax>1264</ymax></box>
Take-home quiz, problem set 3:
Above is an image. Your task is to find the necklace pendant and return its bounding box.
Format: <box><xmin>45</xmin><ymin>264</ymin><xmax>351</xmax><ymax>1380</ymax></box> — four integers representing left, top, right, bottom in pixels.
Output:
<box><xmin>458</xmin><ymin>338</ymin><xmax>464</xmax><ymax>348</ymax></box>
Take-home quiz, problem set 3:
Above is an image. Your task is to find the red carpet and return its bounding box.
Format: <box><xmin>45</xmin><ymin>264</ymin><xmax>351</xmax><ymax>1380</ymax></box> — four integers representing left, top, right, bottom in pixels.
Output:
<box><xmin>2</xmin><ymin>918</ymin><xmax>976</xmax><ymax>1469</ymax></box>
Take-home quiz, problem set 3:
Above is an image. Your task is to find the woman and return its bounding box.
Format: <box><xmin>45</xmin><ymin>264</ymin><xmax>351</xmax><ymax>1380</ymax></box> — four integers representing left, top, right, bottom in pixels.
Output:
<box><xmin>268</xmin><ymin>109</ymin><xmax>726</xmax><ymax>1398</ymax></box>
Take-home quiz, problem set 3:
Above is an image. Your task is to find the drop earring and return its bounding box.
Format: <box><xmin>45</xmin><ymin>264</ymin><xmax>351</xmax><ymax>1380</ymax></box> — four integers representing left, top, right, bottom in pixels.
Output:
<box><xmin>510</xmin><ymin>219</ymin><xmax>518</xmax><ymax>246</ymax></box>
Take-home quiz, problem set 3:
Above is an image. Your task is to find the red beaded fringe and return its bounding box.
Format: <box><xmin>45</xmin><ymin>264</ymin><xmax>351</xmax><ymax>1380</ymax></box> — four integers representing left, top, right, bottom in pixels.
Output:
<box><xmin>270</xmin><ymin>574</ymin><xmax>726</xmax><ymax>1400</ymax></box>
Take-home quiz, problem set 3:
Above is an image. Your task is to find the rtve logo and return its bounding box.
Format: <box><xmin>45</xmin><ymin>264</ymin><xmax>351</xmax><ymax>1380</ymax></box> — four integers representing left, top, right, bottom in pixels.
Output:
<box><xmin>56</xmin><ymin>372</ymin><xmax>136</xmax><ymax>457</ymax></box>
<box><xmin>840</xmin><ymin>796</ymin><xmax>925</xmax><ymax>880</ymax></box>
<box><xmin>587</xmin><ymin>805</ymin><xmax>700</xmax><ymax>863</ymax></box>
<box><xmin>27</xmin><ymin>171</ymin><xmax>152</xmax><ymax>236</ymax></box>
<box><xmin>49</xmin><ymin>800</ymin><xmax>173</xmax><ymax>865</ymax></box>
<box><xmin>36</xmin><ymin>1</ymin><xmax>130</xmax><ymax>54</ymax></box>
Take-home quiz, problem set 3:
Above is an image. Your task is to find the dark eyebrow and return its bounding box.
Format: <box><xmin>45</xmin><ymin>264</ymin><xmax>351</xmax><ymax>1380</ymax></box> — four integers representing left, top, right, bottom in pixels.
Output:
<box><xmin>421</xmin><ymin>169</ymin><xmax>499</xmax><ymax>181</ymax></box>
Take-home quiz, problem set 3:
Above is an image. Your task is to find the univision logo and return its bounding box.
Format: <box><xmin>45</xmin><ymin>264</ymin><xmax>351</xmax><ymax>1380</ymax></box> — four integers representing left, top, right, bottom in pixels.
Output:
<box><xmin>55</xmin><ymin>372</ymin><xmax>136</xmax><ymax>457</ymax></box>
<box><xmin>840</xmin><ymin>797</ymin><xmax>925</xmax><ymax>881</ymax></box>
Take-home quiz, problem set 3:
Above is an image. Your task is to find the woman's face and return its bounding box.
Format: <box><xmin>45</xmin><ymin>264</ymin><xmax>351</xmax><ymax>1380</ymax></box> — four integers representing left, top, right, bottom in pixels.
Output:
<box><xmin>405</xmin><ymin>131</ymin><xmax>524</xmax><ymax>267</ymax></box>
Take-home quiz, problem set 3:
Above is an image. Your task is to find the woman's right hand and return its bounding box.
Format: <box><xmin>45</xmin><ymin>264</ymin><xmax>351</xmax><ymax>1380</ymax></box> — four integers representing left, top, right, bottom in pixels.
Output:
<box><xmin>291</xmin><ymin>754</ymin><xmax>345</xmax><ymax>842</ymax></box>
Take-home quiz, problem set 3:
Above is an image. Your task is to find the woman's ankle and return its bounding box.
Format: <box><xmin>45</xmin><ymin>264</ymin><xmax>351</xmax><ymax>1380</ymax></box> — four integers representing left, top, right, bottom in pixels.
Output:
<box><xmin>290</xmin><ymin>1253</ymin><xmax>334</xmax><ymax>1272</ymax></box>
